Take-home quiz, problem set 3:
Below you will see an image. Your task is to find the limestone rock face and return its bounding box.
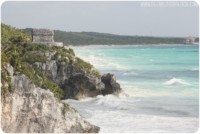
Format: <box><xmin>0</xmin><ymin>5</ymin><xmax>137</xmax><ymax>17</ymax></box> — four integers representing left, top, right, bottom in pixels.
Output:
<box><xmin>1</xmin><ymin>74</ymin><xmax>100</xmax><ymax>133</ymax></box>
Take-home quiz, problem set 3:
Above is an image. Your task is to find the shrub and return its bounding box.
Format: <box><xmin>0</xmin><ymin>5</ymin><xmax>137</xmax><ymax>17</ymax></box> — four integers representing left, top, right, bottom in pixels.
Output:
<box><xmin>1</xmin><ymin>23</ymin><xmax>31</xmax><ymax>45</ymax></box>
<box><xmin>52</xmin><ymin>46</ymin><xmax>75</xmax><ymax>63</ymax></box>
<box><xmin>61</xmin><ymin>103</ymin><xmax>70</xmax><ymax>118</ymax></box>
<box><xmin>1</xmin><ymin>67</ymin><xmax>14</xmax><ymax>97</ymax></box>
<box><xmin>22</xmin><ymin>52</ymin><xmax>48</xmax><ymax>64</ymax></box>
<box><xmin>42</xmin><ymin>78</ymin><xmax>64</xmax><ymax>98</ymax></box>
<box><xmin>74</xmin><ymin>57</ymin><xmax>100</xmax><ymax>77</ymax></box>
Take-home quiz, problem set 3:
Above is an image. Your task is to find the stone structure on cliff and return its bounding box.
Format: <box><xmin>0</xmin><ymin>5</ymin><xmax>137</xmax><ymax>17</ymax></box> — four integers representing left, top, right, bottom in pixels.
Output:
<box><xmin>32</xmin><ymin>29</ymin><xmax>63</xmax><ymax>47</ymax></box>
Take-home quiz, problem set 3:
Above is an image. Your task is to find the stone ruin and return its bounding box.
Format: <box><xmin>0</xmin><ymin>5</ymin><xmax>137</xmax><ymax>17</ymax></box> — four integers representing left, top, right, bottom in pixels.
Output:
<box><xmin>32</xmin><ymin>29</ymin><xmax>63</xmax><ymax>47</ymax></box>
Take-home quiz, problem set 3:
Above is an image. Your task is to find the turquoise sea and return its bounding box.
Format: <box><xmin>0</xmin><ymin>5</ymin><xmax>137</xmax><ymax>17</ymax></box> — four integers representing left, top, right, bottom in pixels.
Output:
<box><xmin>66</xmin><ymin>45</ymin><xmax>199</xmax><ymax>132</ymax></box>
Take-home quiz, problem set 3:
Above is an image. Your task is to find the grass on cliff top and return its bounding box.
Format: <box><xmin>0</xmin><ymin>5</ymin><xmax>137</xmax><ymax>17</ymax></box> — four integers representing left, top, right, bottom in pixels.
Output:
<box><xmin>74</xmin><ymin>57</ymin><xmax>100</xmax><ymax>77</ymax></box>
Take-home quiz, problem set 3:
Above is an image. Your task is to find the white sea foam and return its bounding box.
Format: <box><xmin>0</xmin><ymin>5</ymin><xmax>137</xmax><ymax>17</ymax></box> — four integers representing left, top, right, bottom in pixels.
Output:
<box><xmin>88</xmin><ymin>112</ymin><xmax>198</xmax><ymax>133</ymax></box>
<box><xmin>163</xmin><ymin>78</ymin><xmax>191</xmax><ymax>86</ymax></box>
<box><xmin>76</xmin><ymin>53</ymin><xmax>127</xmax><ymax>71</ymax></box>
<box><xmin>66</xmin><ymin>96</ymin><xmax>199</xmax><ymax>133</ymax></box>
<box><xmin>123</xmin><ymin>71</ymin><xmax>138</xmax><ymax>76</ymax></box>
<box><xmin>191</xmin><ymin>68</ymin><xmax>199</xmax><ymax>71</ymax></box>
<box><xmin>95</xmin><ymin>95</ymin><xmax>129</xmax><ymax>110</ymax></box>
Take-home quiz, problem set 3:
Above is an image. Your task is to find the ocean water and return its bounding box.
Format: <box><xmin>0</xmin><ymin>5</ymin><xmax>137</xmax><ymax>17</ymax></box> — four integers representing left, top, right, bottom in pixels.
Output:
<box><xmin>65</xmin><ymin>45</ymin><xmax>199</xmax><ymax>133</ymax></box>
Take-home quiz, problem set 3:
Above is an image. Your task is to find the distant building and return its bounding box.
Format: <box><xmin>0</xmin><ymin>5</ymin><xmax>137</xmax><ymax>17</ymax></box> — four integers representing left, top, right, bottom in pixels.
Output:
<box><xmin>32</xmin><ymin>29</ymin><xmax>63</xmax><ymax>47</ymax></box>
<box><xmin>186</xmin><ymin>36</ymin><xmax>196</xmax><ymax>44</ymax></box>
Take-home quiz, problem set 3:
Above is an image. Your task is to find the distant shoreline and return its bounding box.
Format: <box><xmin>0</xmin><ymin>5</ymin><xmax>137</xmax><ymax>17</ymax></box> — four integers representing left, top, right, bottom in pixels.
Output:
<box><xmin>24</xmin><ymin>28</ymin><xmax>199</xmax><ymax>45</ymax></box>
<box><xmin>69</xmin><ymin>44</ymin><xmax>198</xmax><ymax>47</ymax></box>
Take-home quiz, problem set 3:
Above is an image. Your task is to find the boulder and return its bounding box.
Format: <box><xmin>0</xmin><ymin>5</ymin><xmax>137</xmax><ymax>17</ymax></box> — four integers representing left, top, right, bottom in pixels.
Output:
<box><xmin>101</xmin><ymin>73</ymin><xmax>122</xmax><ymax>95</ymax></box>
<box><xmin>61</xmin><ymin>73</ymin><xmax>105</xmax><ymax>99</ymax></box>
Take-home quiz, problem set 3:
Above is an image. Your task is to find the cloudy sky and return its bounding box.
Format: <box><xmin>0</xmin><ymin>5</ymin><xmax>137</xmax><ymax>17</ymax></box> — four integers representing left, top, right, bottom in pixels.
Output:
<box><xmin>1</xmin><ymin>1</ymin><xmax>199</xmax><ymax>37</ymax></box>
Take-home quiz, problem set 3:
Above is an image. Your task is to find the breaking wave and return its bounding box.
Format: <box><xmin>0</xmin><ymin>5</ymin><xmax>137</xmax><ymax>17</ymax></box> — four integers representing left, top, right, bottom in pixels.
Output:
<box><xmin>163</xmin><ymin>78</ymin><xmax>191</xmax><ymax>86</ymax></box>
<box><xmin>94</xmin><ymin>94</ymin><xmax>131</xmax><ymax>110</ymax></box>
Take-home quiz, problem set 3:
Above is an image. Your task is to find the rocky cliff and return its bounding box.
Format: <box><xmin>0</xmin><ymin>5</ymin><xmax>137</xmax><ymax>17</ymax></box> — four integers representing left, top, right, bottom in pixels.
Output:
<box><xmin>1</xmin><ymin>64</ymin><xmax>99</xmax><ymax>133</ymax></box>
<box><xmin>31</xmin><ymin>48</ymin><xmax>122</xmax><ymax>100</ymax></box>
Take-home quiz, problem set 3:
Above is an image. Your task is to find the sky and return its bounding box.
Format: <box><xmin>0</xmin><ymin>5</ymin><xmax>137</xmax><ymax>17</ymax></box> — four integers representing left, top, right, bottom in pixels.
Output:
<box><xmin>1</xmin><ymin>1</ymin><xmax>199</xmax><ymax>37</ymax></box>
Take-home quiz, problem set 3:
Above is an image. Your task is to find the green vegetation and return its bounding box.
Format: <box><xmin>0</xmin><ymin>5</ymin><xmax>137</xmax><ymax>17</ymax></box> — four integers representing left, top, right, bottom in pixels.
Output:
<box><xmin>61</xmin><ymin>103</ymin><xmax>78</xmax><ymax>118</ymax></box>
<box><xmin>1</xmin><ymin>24</ymin><xmax>63</xmax><ymax>98</ymax></box>
<box><xmin>74</xmin><ymin>57</ymin><xmax>100</xmax><ymax>77</ymax></box>
<box><xmin>51</xmin><ymin>46</ymin><xmax>100</xmax><ymax>77</ymax></box>
<box><xmin>51</xmin><ymin>46</ymin><xmax>75</xmax><ymax>63</ymax></box>
<box><xmin>1</xmin><ymin>23</ymin><xmax>101</xmax><ymax>98</ymax></box>
<box><xmin>2</xmin><ymin>24</ymin><xmax>31</xmax><ymax>45</ymax></box>
<box><xmin>61</xmin><ymin>103</ymin><xmax>70</xmax><ymax>118</ymax></box>
<box><xmin>1</xmin><ymin>68</ymin><xmax>13</xmax><ymax>97</ymax></box>
<box><xmin>22</xmin><ymin>52</ymin><xmax>48</xmax><ymax>64</ymax></box>
<box><xmin>54</xmin><ymin>31</ymin><xmax>187</xmax><ymax>45</ymax></box>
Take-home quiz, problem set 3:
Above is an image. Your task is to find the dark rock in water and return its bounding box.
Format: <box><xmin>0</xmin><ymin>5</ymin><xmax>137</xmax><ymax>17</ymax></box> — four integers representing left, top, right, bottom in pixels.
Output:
<box><xmin>101</xmin><ymin>73</ymin><xmax>122</xmax><ymax>95</ymax></box>
<box><xmin>61</xmin><ymin>71</ymin><xmax>105</xmax><ymax>99</ymax></box>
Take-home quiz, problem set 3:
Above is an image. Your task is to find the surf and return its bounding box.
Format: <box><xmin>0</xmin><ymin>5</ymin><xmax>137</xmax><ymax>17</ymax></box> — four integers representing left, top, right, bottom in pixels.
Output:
<box><xmin>163</xmin><ymin>78</ymin><xmax>191</xmax><ymax>86</ymax></box>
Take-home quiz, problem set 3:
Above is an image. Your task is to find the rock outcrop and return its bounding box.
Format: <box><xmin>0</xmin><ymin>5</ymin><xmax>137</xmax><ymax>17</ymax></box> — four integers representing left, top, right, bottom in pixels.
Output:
<box><xmin>101</xmin><ymin>73</ymin><xmax>122</xmax><ymax>95</ymax></box>
<box><xmin>32</xmin><ymin>50</ymin><xmax>122</xmax><ymax>100</ymax></box>
<box><xmin>1</xmin><ymin>72</ymin><xmax>100</xmax><ymax>133</ymax></box>
<box><xmin>62</xmin><ymin>72</ymin><xmax>105</xmax><ymax>99</ymax></box>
